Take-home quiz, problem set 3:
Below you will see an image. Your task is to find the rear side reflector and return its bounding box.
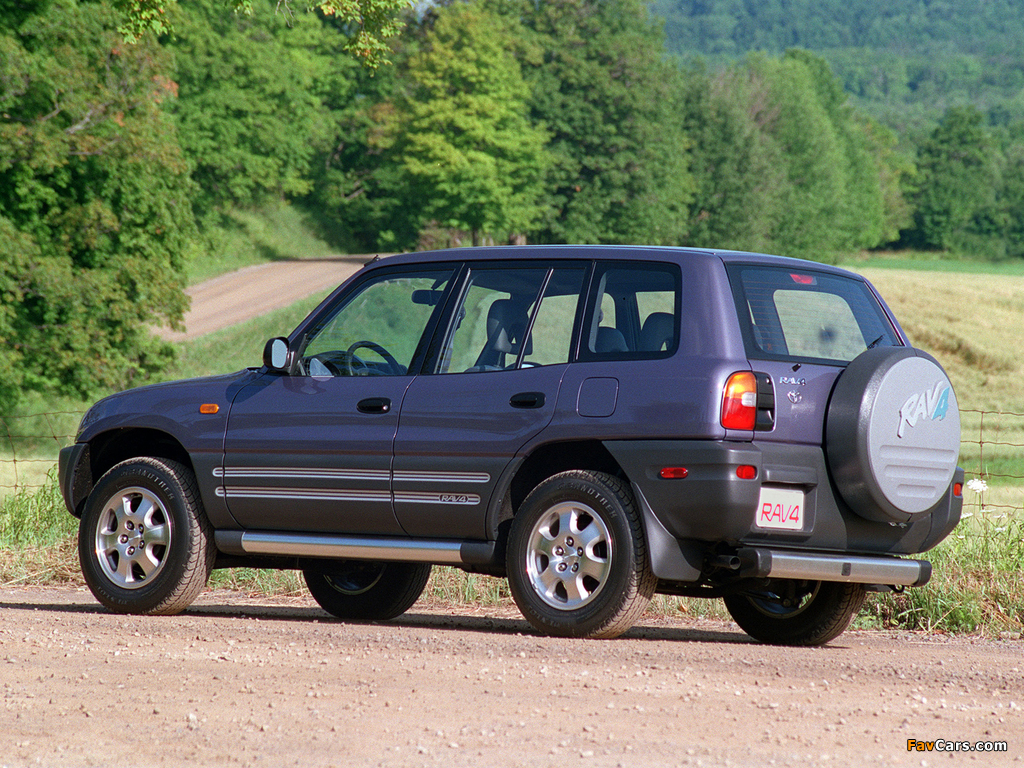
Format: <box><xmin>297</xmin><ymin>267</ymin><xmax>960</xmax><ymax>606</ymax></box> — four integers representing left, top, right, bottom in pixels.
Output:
<box><xmin>737</xmin><ymin>465</ymin><xmax>758</xmax><ymax>480</ymax></box>
<box><xmin>722</xmin><ymin>372</ymin><xmax>758</xmax><ymax>430</ymax></box>
<box><xmin>659</xmin><ymin>467</ymin><xmax>689</xmax><ymax>479</ymax></box>
<box><xmin>953</xmin><ymin>482</ymin><xmax>963</xmax><ymax>497</ymax></box>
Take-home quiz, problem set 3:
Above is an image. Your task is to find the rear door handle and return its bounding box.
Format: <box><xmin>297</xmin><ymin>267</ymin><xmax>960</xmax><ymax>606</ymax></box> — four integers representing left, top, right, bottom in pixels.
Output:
<box><xmin>509</xmin><ymin>392</ymin><xmax>545</xmax><ymax>409</ymax></box>
<box><xmin>357</xmin><ymin>397</ymin><xmax>392</xmax><ymax>414</ymax></box>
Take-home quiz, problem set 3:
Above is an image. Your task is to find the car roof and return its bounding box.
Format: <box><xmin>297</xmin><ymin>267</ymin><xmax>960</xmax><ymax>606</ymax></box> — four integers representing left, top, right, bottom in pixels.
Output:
<box><xmin>369</xmin><ymin>245</ymin><xmax>866</xmax><ymax>281</ymax></box>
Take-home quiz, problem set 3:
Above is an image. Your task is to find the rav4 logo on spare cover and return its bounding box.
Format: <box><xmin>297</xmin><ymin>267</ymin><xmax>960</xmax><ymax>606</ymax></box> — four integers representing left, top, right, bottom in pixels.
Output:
<box><xmin>897</xmin><ymin>380</ymin><xmax>951</xmax><ymax>439</ymax></box>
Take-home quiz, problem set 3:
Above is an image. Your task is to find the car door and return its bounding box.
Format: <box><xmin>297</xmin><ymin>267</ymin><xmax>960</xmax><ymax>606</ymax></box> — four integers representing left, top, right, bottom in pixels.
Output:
<box><xmin>220</xmin><ymin>264</ymin><xmax>457</xmax><ymax>535</ymax></box>
<box><xmin>726</xmin><ymin>264</ymin><xmax>902</xmax><ymax>447</ymax></box>
<box><xmin>393</xmin><ymin>264</ymin><xmax>589</xmax><ymax>539</ymax></box>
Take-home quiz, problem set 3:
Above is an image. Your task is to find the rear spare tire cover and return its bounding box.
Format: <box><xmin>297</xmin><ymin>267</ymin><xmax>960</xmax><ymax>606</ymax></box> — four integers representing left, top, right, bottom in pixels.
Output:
<box><xmin>826</xmin><ymin>347</ymin><xmax>960</xmax><ymax>523</ymax></box>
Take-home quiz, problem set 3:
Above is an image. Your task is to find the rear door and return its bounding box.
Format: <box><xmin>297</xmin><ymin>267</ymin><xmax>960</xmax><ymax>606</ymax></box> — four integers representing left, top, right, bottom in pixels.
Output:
<box><xmin>392</xmin><ymin>263</ymin><xmax>588</xmax><ymax>539</ymax></box>
<box><xmin>726</xmin><ymin>264</ymin><xmax>902</xmax><ymax>446</ymax></box>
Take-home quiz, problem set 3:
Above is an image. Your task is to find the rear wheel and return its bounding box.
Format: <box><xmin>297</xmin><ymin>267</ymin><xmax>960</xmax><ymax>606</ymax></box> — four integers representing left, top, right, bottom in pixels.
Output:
<box><xmin>303</xmin><ymin>560</ymin><xmax>431</xmax><ymax>621</ymax></box>
<box><xmin>724</xmin><ymin>580</ymin><xmax>867</xmax><ymax>646</ymax></box>
<box><xmin>506</xmin><ymin>470</ymin><xmax>656</xmax><ymax>639</ymax></box>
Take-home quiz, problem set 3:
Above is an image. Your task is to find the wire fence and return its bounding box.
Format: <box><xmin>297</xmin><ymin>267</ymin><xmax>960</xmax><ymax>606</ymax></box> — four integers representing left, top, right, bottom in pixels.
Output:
<box><xmin>2</xmin><ymin>408</ymin><xmax>1023</xmax><ymax>511</ymax></box>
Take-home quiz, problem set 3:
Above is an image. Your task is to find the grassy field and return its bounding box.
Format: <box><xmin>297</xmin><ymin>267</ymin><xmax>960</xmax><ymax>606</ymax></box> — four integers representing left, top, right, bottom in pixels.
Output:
<box><xmin>2</xmin><ymin>249</ymin><xmax>1023</xmax><ymax>636</ymax></box>
<box><xmin>188</xmin><ymin>203</ymin><xmax>339</xmax><ymax>285</ymax></box>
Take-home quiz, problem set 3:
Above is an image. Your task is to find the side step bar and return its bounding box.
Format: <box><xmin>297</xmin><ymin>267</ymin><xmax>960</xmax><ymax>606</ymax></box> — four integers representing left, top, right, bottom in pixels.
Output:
<box><xmin>737</xmin><ymin>547</ymin><xmax>932</xmax><ymax>588</ymax></box>
<box><xmin>215</xmin><ymin>530</ymin><xmax>496</xmax><ymax>566</ymax></box>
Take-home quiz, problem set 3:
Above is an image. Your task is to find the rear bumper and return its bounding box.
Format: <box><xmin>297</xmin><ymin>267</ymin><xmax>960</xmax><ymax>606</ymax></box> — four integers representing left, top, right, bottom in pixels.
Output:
<box><xmin>736</xmin><ymin>547</ymin><xmax>932</xmax><ymax>587</ymax></box>
<box><xmin>605</xmin><ymin>438</ymin><xmax>961</xmax><ymax>557</ymax></box>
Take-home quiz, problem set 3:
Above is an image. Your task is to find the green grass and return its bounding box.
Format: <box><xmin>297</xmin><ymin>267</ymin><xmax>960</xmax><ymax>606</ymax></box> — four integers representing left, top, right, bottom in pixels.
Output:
<box><xmin>168</xmin><ymin>294</ymin><xmax>326</xmax><ymax>381</ymax></box>
<box><xmin>861</xmin><ymin>500</ymin><xmax>1024</xmax><ymax>635</ymax></box>
<box><xmin>840</xmin><ymin>249</ymin><xmax>1024</xmax><ymax>276</ymax></box>
<box><xmin>188</xmin><ymin>202</ymin><xmax>339</xmax><ymax>285</ymax></box>
<box><xmin>0</xmin><ymin>475</ymin><xmax>80</xmax><ymax>587</ymax></box>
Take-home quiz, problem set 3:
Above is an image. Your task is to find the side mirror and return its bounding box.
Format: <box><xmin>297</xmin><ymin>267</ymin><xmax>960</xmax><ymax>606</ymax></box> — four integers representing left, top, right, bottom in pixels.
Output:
<box><xmin>263</xmin><ymin>337</ymin><xmax>291</xmax><ymax>372</ymax></box>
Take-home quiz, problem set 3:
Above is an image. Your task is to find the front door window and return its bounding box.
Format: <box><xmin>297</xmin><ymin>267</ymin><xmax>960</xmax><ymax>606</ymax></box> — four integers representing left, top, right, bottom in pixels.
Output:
<box><xmin>300</xmin><ymin>268</ymin><xmax>455</xmax><ymax>377</ymax></box>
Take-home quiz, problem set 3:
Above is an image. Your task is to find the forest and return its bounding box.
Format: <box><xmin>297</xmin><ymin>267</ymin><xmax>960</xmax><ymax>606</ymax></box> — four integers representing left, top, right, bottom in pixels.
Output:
<box><xmin>3</xmin><ymin>0</ymin><xmax>1024</xmax><ymax>414</ymax></box>
<box><xmin>652</xmin><ymin>0</ymin><xmax>1024</xmax><ymax>132</ymax></box>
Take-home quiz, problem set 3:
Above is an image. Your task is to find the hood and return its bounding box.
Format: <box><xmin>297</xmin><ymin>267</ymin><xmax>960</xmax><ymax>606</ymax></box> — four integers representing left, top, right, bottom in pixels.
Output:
<box><xmin>76</xmin><ymin>369</ymin><xmax>262</xmax><ymax>442</ymax></box>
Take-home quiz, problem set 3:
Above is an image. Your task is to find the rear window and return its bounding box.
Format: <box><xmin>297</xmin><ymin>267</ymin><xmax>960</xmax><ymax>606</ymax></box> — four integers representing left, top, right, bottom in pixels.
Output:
<box><xmin>728</xmin><ymin>265</ymin><xmax>900</xmax><ymax>364</ymax></box>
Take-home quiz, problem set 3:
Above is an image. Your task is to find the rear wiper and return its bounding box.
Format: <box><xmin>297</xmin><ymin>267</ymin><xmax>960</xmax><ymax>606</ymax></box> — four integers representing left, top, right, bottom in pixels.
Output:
<box><xmin>867</xmin><ymin>334</ymin><xmax>887</xmax><ymax>349</ymax></box>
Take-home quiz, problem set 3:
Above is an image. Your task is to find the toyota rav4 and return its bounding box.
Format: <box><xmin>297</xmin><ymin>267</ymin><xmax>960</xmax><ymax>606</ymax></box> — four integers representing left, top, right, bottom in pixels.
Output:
<box><xmin>59</xmin><ymin>246</ymin><xmax>963</xmax><ymax>645</ymax></box>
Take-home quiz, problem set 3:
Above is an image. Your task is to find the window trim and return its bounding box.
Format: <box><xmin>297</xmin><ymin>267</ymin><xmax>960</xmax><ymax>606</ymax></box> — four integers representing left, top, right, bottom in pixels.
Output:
<box><xmin>424</xmin><ymin>260</ymin><xmax>593</xmax><ymax>375</ymax></box>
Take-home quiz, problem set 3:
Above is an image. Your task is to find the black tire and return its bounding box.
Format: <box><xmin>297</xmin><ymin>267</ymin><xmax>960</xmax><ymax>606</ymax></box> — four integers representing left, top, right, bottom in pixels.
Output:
<box><xmin>724</xmin><ymin>580</ymin><xmax>867</xmax><ymax>646</ymax></box>
<box><xmin>506</xmin><ymin>470</ymin><xmax>656</xmax><ymax>639</ymax></box>
<box><xmin>303</xmin><ymin>560</ymin><xmax>431</xmax><ymax>621</ymax></box>
<box><xmin>78</xmin><ymin>457</ymin><xmax>214</xmax><ymax>615</ymax></box>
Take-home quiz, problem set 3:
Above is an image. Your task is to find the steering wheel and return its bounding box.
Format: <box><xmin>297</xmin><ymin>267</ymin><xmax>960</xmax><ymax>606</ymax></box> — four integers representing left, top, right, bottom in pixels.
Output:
<box><xmin>345</xmin><ymin>340</ymin><xmax>401</xmax><ymax>376</ymax></box>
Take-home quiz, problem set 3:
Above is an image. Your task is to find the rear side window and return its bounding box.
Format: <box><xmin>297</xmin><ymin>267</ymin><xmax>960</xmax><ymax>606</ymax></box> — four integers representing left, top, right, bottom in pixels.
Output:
<box><xmin>579</xmin><ymin>262</ymin><xmax>680</xmax><ymax>361</ymax></box>
<box><xmin>728</xmin><ymin>266</ymin><xmax>900</xmax><ymax>364</ymax></box>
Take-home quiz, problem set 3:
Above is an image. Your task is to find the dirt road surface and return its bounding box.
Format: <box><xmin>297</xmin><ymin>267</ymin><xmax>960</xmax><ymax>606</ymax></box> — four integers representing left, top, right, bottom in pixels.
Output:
<box><xmin>158</xmin><ymin>256</ymin><xmax>374</xmax><ymax>342</ymax></box>
<box><xmin>1</xmin><ymin>586</ymin><xmax>1021</xmax><ymax>768</ymax></box>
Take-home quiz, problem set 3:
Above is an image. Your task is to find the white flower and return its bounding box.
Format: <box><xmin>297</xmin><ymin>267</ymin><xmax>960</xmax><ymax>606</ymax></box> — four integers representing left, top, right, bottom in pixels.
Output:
<box><xmin>966</xmin><ymin>478</ymin><xmax>989</xmax><ymax>494</ymax></box>
<box><xmin>962</xmin><ymin>512</ymin><xmax>974</xmax><ymax>519</ymax></box>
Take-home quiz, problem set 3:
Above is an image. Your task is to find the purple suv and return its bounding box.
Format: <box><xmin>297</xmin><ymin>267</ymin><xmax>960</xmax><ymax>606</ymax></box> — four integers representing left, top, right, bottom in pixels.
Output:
<box><xmin>59</xmin><ymin>246</ymin><xmax>963</xmax><ymax>645</ymax></box>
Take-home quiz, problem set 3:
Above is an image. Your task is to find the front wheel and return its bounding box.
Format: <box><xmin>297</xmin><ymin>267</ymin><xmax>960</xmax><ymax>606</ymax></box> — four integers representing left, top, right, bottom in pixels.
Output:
<box><xmin>303</xmin><ymin>560</ymin><xmax>431</xmax><ymax>621</ymax></box>
<box><xmin>506</xmin><ymin>470</ymin><xmax>656</xmax><ymax>639</ymax></box>
<box><xmin>724</xmin><ymin>580</ymin><xmax>867</xmax><ymax>646</ymax></box>
<box><xmin>78</xmin><ymin>457</ymin><xmax>214</xmax><ymax>615</ymax></box>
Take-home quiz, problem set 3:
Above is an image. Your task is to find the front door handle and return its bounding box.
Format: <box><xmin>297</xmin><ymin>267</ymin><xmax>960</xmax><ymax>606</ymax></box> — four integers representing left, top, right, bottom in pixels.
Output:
<box><xmin>357</xmin><ymin>397</ymin><xmax>392</xmax><ymax>414</ymax></box>
<box><xmin>509</xmin><ymin>391</ymin><xmax>545</xmax><ymax>409</ymax></box>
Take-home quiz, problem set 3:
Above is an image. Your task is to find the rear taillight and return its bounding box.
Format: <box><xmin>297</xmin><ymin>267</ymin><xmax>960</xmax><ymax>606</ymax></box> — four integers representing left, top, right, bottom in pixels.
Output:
<box><xmin>722</xmin><ymin>372</ymin><xmax>758</xmax><ymax>430</ymax></box>
<box><xmin>722</xmin><ymin>371</ymin><xmax>776</xmax><ymax>431</ymax></box>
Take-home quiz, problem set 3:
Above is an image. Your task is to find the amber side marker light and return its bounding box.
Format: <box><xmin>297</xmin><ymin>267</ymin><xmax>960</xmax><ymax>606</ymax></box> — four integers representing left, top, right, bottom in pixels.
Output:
<box><xmin>659</xmin><ymin>467</ymin><xmax>689</xmax><ymax>479</ymax></box>
<box><xmin>199</xmin><ymin>404</ymin><xmax>220</xmax><ymax>414</ymax></box>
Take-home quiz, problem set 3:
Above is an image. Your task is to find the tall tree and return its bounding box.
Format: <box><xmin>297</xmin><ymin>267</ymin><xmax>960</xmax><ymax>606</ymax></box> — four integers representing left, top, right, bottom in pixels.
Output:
<box><xmin>1000</xmin><ymin>128</ymin><xmax>1024</xmax><ymax>258</ymax></box>
<box><xmin>383</xmin><ymin>3</ymin><xmax>550</xmax><ymax>246</ymax></box>
<box><xmin>169</xmin><ymin>0</ymin><xmax>351</xmax><ymax>207</ymax></box>
<box><xmin>736</xmin><ymin>51</ymin><xmax>893</xmax><ymax>257</ymax></box>
<box><xmin>114</xmin><ymin>0</ymin><xmax>411</xmax><ymax>67</ymax></box>
<box><xmin>906</xmin><ymin>107</ymin><xmax>999</xmax><ymax>251</ymax></box>
<box><xmin>678</xmin><ymin>63</ymin><xmax>788</xmax><ymax>253</ymax></box>
<box><xmin>498</xmin><ymin>0</ymin><xmax>693</xmax><ymax>245</ymax></box>
<box><xmin>0</xmin><ymin>0</ymin><xmax>200</xmax><ymax>413</ymax></box>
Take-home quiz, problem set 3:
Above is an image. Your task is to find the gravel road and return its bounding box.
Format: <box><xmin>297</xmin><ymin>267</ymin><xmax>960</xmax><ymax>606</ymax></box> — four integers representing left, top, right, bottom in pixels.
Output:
<box><xmin>158</xmin><ymin>256</ymin><xmax>373</xmax><ymax>342</ymax></box>
<box><xmin>1</xmin><ymin>586</ymin><xmax>1020</xmax><ymax>767</ymax></box>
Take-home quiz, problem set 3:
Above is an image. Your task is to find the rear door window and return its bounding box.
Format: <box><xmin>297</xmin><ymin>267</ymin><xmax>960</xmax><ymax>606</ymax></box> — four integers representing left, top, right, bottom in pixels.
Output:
<box><xmin>728</xmin><ymin>265</ymin><xmax>900</xmax><ymax>364</ymax></box>
<box><xmin>579</xmin><ymin>262</ymin><xmax>681</xmax><ymax>361</ymax></box>
<box><xmin>435</xmin><ymin>264</ymin><xmax>587</xmax><ymax>373</ymax></box>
